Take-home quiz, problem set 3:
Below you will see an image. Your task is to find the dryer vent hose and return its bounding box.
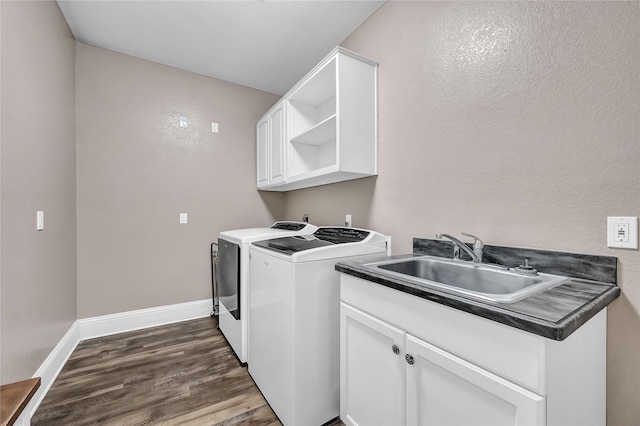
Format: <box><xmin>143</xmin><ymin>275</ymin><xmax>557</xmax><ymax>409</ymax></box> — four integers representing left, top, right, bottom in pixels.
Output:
<box><xmin>211</xmin><ymin>242</ymin><xmax>219</xmax><ymax>316</ymax></box>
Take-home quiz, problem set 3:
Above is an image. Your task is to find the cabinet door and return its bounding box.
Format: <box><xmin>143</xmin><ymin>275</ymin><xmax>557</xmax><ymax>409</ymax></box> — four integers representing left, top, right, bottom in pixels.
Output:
<box><xmin>256</xmin><ymin>116</ymin><xmax>269</xmax><ymax>188</ymax></box>
<box><xmin>268</xmin><ymin>102</ymin><xmax>285</xmax><ymax>184</ymax></box>
<box><xmin>341</xmin><ymin>303</ymin><xmax>406</xmax><ymax>426</ymax></box>
<box><xmin>406</xmin><ymin>335</ymin><xmax>545</xmax><ymax>426</ymax></box>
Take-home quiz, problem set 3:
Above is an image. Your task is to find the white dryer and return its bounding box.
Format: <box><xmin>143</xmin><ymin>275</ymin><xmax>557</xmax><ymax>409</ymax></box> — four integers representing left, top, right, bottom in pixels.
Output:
<box><xmin>217</xmin><ymin>221</ymin><xmax>317</xmax><ymax>364</ymax></box>
<box><xmin>248</xmin><ymin>227</ymin><xmax>388</xmax><ymax>426</ymax></box>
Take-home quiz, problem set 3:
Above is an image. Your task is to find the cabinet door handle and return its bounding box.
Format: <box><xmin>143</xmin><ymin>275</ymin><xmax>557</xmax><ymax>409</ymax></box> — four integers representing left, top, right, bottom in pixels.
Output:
<box><xmin>405</xmin><ymin>354</ymin><xmax>415</xmax><ymax>365</ymax></box>
<box><xmin>392</xmin><ymin>344</ymin><xmax>400</xmax><ymax>355</ymax></box>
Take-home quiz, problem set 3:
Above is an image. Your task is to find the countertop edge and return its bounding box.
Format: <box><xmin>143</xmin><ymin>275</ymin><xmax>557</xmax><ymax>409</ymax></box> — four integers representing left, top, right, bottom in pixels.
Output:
<box><xmin>552</xmin><ymin>285</ymin><xmax>620</xmax><ymax>339</ymax></box>
<box><xmin>335</xmin><ymin>261</ymin><xmax>620</xmax><ymax>341</ymax></box>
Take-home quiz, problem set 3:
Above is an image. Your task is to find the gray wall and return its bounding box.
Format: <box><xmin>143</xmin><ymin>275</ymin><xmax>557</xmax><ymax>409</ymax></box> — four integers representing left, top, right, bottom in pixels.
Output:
<box><xmin>76</xmin><ymin>43</ymin><xmax>283</xmax><ymax>318</ymax></box>
<box><xmin>2</xmin><ymin>1</ymin><xmax>638</xmax><ymax>423</ymax></box>
<box><xmin>1</xmin><ymin>0</ymin><xmax>77</xmax><ymax>383</ymax></box>
<box><xmin>284</xmin><ymin>2</ymin><xmax>640</xmax><ymax>424</ymax></box>
<box><xmin>1</xmin><ymin>0</ymin><xmax>284</xmax><ymax>382</ymax></box>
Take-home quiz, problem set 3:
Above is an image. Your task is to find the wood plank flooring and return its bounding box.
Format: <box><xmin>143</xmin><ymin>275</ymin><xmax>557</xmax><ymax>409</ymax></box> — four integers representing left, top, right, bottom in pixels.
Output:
<box><xmin>32</xmin><ymin>317</ymin><xmax>343</xmax><ymax>425</ymax></box>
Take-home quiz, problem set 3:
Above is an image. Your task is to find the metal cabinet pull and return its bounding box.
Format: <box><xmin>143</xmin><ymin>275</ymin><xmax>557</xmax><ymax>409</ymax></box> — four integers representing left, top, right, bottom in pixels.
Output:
<box><xmin>405</xmin><ymin>354</ymin><xmax>415</xmax><ymax>365</ymax></box>
<box><xmin>392</xmin><ymin>344</ymin><xmax>400</xmax><ymax>355</ymax></box>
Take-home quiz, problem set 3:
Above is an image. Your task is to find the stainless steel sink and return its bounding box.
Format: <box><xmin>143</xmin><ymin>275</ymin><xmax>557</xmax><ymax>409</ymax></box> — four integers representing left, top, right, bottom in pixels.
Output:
<box><xmin>365</xmin><ymin>256</ymin><xmax>568</xmax><ymax>303</ymax></box>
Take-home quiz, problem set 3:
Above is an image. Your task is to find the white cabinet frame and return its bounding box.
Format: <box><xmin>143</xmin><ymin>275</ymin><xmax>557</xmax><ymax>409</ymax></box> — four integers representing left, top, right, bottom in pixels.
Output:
<box><xmin>257</xmin><ymin>47</ymin><xmax>378</xmax><ymax>191</ymax></box>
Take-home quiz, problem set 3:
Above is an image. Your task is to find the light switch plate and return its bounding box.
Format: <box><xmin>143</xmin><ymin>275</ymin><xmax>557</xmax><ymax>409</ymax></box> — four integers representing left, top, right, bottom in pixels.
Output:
<box><xmin>36</xmin><ymin>211</ymin><xmax>44</xmax><ymax>231</ymax></box>
<box><xmin>180</xmin><ymin>213</ymin><xmax>188</xmax><ymax>224</ymax></box>
<box><xmin>607</xmin><ymin>216</ymin><xmax>638</xmax><ymax>249</ymax></box>
<box><xmin>211</xmin><ymin>122</ymin><xmax>219</xmax><ymax>133</ymax></box>
<box><xmin>179</xmin><ymin>116</ymin><xmax>188</xmax><ymax>128</ymax></box>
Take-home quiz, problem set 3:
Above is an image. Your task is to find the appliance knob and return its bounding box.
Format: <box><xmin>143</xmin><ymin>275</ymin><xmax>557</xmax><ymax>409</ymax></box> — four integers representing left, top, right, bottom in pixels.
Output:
<box><xmin>392</xmin><ymin>344</ymin><xmax>400</xmax><ymax>355</ymax></box>
<box><xmin>405</xmin><ymin>354</ymin><xmax>415</xmax><ymax>365</ymax></box>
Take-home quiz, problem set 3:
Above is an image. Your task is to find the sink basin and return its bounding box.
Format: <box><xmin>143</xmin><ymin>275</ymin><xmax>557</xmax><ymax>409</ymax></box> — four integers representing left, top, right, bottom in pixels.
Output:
<box><xmin>366</xmin><ymin>256</ymin><xmax>568</xmax><ymax>303</ymax></box>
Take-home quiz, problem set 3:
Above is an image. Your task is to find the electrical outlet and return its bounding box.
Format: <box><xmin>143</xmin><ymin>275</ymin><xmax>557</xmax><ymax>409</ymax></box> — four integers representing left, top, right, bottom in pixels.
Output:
<box><xmin>607</xmin><ymin>217</ymin><xmax>638</xmax><ymax>249</ymax></box>
<box><xmin>180</xmin><ymin>213</ymin><xmax>188</xmax><ymax>224</ymax></box>
<box><xmin>615</xmin><ymin>223</ymin><xmax>629</xmax><ymax>242</ymax></box>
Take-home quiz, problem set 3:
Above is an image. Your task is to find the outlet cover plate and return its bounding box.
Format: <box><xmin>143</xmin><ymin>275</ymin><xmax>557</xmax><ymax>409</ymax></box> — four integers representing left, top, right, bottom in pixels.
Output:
<box><xmin>607</xmin><ymin>216</ymin><xmax>638</xmax><ymax>249</ymax></box>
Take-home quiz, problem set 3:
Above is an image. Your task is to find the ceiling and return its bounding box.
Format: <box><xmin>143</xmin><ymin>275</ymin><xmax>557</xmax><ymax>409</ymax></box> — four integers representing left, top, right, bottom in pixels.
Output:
<box><xmin>56</xmin><ymin>0</ymin><xmax>385</xmax><ymax>95</ymax></box>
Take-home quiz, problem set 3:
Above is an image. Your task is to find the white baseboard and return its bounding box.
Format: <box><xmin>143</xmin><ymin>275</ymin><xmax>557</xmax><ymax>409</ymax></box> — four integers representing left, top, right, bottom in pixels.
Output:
<box><xmin>25</xmin><ymin>321</ymin><xmax>80</xmax><ymax>419</ymax></box>
<box><xmin>25</xmin><ymin>298</ymin><xmax>213</xmax><ymax>421</ymax></box>
<box><xmin>78</xmin><ymin>298</ymin><xmax>213</xmax><ymax>340</ymax></box>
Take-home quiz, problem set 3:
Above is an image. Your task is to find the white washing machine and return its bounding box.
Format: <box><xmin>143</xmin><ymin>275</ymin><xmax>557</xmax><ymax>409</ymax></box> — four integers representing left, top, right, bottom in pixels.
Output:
<box><xmin>217</xmin><ymin>221</ymin><xmax>317</xmax><ymax>364</ymax></box>
<box><xmin>248</xmin><ymin>227</ymin><xmax>388</xmax><ymax>426</ymax></box>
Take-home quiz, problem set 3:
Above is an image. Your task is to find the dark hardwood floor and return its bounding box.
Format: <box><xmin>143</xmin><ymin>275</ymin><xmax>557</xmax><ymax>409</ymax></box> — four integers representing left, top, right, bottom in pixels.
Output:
<box><xmin>33</xmin><ymin>316</ymin><xmax>343</xmax><ymax>425</ymax></box>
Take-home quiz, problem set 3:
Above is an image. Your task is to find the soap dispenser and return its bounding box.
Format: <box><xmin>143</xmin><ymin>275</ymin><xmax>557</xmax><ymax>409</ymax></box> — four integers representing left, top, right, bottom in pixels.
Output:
<box><xmin>515</xmin><ymin>259</ymin><xmax>538</xmax><ymax>276</ymax></box>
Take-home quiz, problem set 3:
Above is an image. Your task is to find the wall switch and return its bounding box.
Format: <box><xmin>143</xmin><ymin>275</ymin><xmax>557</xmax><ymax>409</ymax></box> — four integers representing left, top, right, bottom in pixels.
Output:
<box><xmin>180</xmin><ymin>213</ymin><xmax>188</xmax><ymax>224</ymax></box>
<box><xmin>211</xmin><ymin>122</ymin><xmax>219</xmax><ymax>133</ymax></box>
<box><xmin>385</xmin><ymin>235</ymin><xmax>392</xmax><ymax>256</ymax></box>
<box><xmin>36</xmin><ymin>211</ymin><xmax>44</xmax><ymax>231</ymax></box>
<box><xmin>607</xmin><ymin>217</ymin><xmax>638</xmax><ymax>249</ymax></box>
<box><xmin>345</xmin><ymin>214</ymin><xmax>352</xmax><ymax>227</ymax></box>
<box><xmin>179</xmin><ymin>116</ymin><xmax>188</xmax><ymax>128</ymax></box>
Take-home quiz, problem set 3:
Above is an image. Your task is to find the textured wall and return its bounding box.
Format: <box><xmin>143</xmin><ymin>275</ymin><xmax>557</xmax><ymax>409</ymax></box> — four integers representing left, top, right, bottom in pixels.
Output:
<box><xmin>76</xmin><ymin>43</ymin><xmax>283</xmax><ymax>318</ymax></box>
<box><xmin>284</xmin><ymin>2</ymin><xmax>640</xmax><ymax>423</ymax></box>
<box><xmin>0</xmin><ymin>0</ymin><xmax>77</xmax><ymax>383</ymax></box>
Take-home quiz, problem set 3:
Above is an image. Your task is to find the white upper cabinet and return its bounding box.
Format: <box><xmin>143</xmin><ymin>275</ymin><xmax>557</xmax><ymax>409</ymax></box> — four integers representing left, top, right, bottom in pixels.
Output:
<box><xmin>256</xmin><ymin>115</ymin><xmax>269</xmax><ymax>187</ymax></box>
<box><xmin>256</xmin><ymin>99</ymin><xmax>286</xmax><ymax>188</ymax></box>
<box><xmin>257</xmin><ymin>47</ymin><xmax>378</xmax><ymax>191</ymax></box>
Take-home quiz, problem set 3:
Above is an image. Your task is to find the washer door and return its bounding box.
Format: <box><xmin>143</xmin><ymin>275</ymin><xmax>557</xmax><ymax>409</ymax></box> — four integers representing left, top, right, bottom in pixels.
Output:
<box><xmin>217</xmin><ymin>238</ymin><xmax>240</xmax><ymax>320</ymax></box>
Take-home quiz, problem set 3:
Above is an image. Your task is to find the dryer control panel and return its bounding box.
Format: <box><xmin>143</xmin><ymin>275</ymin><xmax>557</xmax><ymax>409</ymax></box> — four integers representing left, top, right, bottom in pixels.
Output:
<box><xmin>270</xmin><ymin>221</ymin><xmax>310</xmax><ymax>231</ymax></box>
<box><xmin>314</xmin><ymin>227</ymin><xmax>370</xmax><ymax>244</ymax></box>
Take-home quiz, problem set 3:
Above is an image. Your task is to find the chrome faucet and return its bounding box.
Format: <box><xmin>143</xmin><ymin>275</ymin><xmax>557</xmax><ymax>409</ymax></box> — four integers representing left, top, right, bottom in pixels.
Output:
<box><xmin>436</xmin><ymin>232</ymin><xmax>484</xmax><ymax>263</ymax></box>
<box><xmin>461</xmin><ymin>232</ymin><xmax>484</xmax><ymax>263</ymax></box>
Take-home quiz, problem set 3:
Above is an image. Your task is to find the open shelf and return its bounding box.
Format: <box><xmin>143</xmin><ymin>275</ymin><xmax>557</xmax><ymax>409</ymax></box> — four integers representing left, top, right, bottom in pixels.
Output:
<box><xmin>288</xmin><ymin>138</ymin><xmax>337</xmax><ymax>177</ymax></box>
<box><xmin>290</xmin><ymin>114</ymin><xmax>336</xmax><ymax>145</ymax></box>
<box><xmin>288</xmin><ymin>97</ymin><xmax>336</xmax><ymax>139</ymax></box>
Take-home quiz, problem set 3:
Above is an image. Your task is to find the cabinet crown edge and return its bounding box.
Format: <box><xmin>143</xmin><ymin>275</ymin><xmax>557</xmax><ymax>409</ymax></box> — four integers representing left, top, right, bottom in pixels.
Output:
<box><xmin>281</xmin><ymin>46</ymin><xmax>378</xmax><ymax>101</ymax></box>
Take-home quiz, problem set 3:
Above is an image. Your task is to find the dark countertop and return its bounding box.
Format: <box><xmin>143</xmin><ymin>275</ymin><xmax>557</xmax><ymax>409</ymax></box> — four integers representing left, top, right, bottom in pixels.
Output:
<box><xmin>336</xmin><ymin>253</ymin><xmax>620</xmax><ymax>341</ymax></box>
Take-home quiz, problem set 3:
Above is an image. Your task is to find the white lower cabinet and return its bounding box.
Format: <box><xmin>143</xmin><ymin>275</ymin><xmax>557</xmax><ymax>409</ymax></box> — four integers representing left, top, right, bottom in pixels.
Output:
<box><xmin>341</xmin><ymin>303</ymin><xmax>406</xmax><ymax>426</ymax></box>
<box><xmin>341</xmin><ymin>303</ymin><xmax>543</xmax><ymax>426</ymax></box>
<box><xmin>340</xmin><ymin>274</ymin><xmax>607</xmax><ymax>426</ymax></box>
<box><xmin>406</xmin><ymin>334</ymin><xmax>544</xmax><ymax>426</ymax></box>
